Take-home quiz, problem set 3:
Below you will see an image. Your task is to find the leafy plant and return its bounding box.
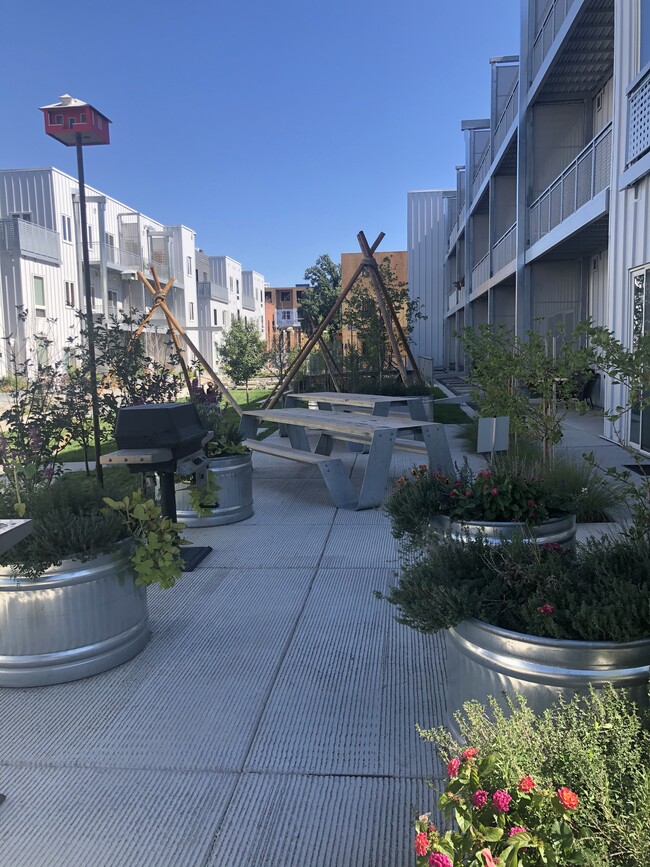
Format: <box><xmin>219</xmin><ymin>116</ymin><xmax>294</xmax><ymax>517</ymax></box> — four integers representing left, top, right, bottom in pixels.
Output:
<box><xmin>103</xmin><ymin>490</ymin><xmax>187</xmax><ymax>589</ymax></box>
<box><xmin>414</xmin><ymin>747</ymin><xmax>587</xmax><ymax>865</ymax></box>
<box><xmin>419</xmin><ymin>689</ymin><xmax>650</xmax><ymax>865</ymax></box>
<box><xmin>385</xmin><ymin>461</ymin><xmax>574</xmax><ymax>545</ymax></box>
<box><xmin>216</xmin><ymin>317</ymin><xmax>267</xmax><ymax>401</ymax></box>
<box><xmin>379</xmin><ymin>531</ymin><xmax>650</xmax><ymax>642</ymax></box>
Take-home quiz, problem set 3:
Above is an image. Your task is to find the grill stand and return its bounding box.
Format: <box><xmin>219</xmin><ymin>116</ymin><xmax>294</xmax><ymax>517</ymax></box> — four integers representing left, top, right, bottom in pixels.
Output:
<box><xmin>158</xmin><ymin>470</ymin><xmax>211</xmax><ymax>572</ymax></box>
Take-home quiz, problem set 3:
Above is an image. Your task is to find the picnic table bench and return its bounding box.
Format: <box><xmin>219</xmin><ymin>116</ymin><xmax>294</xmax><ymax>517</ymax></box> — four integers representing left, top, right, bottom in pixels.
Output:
<box><xmin>240</xmin><ymin>407</ymin><xmax>453</xmax><ymax>510</ymax></box>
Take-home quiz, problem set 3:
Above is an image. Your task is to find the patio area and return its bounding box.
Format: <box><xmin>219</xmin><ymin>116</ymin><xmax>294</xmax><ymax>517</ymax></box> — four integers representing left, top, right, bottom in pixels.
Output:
<box><xmin>0</xmin><ymin>409</ymin><xmax>632</xmax><ymax>865</ymax></box>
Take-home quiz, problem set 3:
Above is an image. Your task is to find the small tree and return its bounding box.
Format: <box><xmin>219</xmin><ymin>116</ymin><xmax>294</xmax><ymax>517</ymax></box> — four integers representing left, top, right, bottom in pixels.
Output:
<box><xmin>216</xmin><ymin>317</ymin><xmax>267</xmax><ymax>401</ymax></box>
<box><xmin>299</xmin><ymin>253</ymin><xmax>342</xmax><ymax>340</ymax></box>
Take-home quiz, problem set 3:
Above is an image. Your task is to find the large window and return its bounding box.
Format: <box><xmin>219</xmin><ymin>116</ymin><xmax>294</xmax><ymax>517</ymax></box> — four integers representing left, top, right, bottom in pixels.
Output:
<box><xmin>33</xmin><ymin>276</ymin><xmax>45</xmax><ymax>318</ymax></box>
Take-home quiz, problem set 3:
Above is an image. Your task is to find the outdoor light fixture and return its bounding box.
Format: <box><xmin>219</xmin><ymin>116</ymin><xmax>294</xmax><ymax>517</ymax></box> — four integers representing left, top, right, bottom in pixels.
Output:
<box><xmin>40</xmin><ymin>94</ymin><xmax>112</xmax><ymax>484</ymax></box>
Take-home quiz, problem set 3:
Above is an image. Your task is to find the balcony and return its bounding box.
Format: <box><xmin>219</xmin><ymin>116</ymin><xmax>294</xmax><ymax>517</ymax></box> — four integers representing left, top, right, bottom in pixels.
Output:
<box><xmin>530</xmin><ymin>0</ymin><xmax>577</xmax><ymax>83</ymax></box>
<box><xmin>447</xmin><ymin>203</ymin><xmax>466</xmax><ymax>253</ymax></box>
<box><xmin>0</xmin><ymin>218</ymin><xmax>61</xmax><ymax>265</ymax></box>
<box><xmin>493</xmin><ymin>81</ymin><xmax>518</xmax><ymax>155</ymax></box>
<box><xmin>275</xmin><ymin>309</ymin><xmax>301</xmax><ymax>328</ymax></box>
<box><xmin>471</xmin><ymin>252</ymin><xmax>490</xmax><ymax>292</ymax></box>
<box><xmin>88</xmin><ymin>241</ymin><xmax>144</xmax><ymax>271</ymax></box>
<box><xmin>627</xmin><ymin>65</ymin><xmax>650</xmax><ymax>167</ymax></box>
<box><xmin>197</xmin><ymin>281</ymin><xmax>228</xmax><ymax>303</ymax></box>
<box><xmin>492</xmin><ymin>223</ymin><xmax>517</xmax><ymax>275</ymax></box>
<box><xmin>529</xmin><ymin>123</ymin><xmax>612</xmax><ymax>245</ymax></box>
<box><xmin>472</xmin><ymin>146</ymin><xmax>491</xmax><ymax>202</ymax></box>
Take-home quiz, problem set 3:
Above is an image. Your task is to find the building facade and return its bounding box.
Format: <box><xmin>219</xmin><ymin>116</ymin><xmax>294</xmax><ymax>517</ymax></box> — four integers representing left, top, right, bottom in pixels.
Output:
<box><xmin>409</xmin><ymin>0</ymin><xmax>650</xmax><ymax>450</ymax></box>
<box><xmin>0</xmin><ymin>167</ymin><xmax>265</xmax><ymax>380</ymax></box>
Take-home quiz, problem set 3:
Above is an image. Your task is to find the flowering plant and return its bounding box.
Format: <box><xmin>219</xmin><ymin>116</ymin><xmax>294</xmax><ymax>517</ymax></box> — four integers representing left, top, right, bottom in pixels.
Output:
<box><xmin>386</xmin><ymin>462</ymin><xmax>573</xmax><ymax>543</ymax></box>
<box><xmin>414</xmin><ymin>748</ymin><xmax>588</xmax><ymax>865</ymax></box>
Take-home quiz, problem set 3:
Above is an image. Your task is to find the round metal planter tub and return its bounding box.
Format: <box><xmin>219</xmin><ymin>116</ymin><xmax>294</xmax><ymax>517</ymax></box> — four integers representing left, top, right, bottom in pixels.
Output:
<box><xmin>176</xmin><ymin>451</ymin><xmax>254</xmax><ymax>527</ymax></box>
<box><xmin>430</xmin><ymin>513</ymin><xmax>576</xmax><ymax>551</ymax></box>
<box><xmin>446</xmin><ymin>618</ymin><xmax>650</xmax><ymax>731</ymax></box>
<box><xmin>0</xmin><ymin>540</ymin><xmax>150</xmax><ymax>688</ymax></box>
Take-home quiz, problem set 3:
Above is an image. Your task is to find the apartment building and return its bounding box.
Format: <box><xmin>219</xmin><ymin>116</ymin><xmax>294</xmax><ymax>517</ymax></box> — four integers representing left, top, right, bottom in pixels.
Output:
<box><xmin>409</xmin><ymin>0</ymin><xmax>650</xmax><ymax>450</ymax></box>
<box><xmin>0</xmin><ymin>167</ymin><xmax>266</xmax><ymax>381</ymax></box>
<box><xmin>264</xmin><ymin>285</ymin><xmax>305</xmax><ymax>352</ymax></box>
<box><xmin>0</xmin><ymin>167</ymin><xmax>198</xmax><ymax>372</ymax></box>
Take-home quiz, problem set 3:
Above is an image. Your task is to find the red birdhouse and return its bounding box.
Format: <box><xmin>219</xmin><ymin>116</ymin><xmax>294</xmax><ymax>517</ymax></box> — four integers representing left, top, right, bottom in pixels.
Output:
<box><xmin>40</xmin><ymin>94</ymin><xmax>111</xmax><ymax>146</ymax></box>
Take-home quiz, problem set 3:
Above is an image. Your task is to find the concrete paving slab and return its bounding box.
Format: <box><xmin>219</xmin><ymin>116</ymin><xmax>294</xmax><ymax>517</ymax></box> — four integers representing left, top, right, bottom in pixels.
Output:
<box><xmin>184</xmin><ymin>523</ymin><xmax>333</xmax><ymax>569</ymax></box>
<box><xmin>319</xmin><ymin>523</ymin><xmax>400</xmax><ymax>569</ymax></box>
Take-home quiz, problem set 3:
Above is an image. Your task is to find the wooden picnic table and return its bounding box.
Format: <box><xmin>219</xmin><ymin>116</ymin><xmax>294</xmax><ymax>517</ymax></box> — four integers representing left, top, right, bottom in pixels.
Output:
<box><xmin>240</xmin><ymin>407</ymin><xmax>453</xmax><ymax>510</ymax></box>
<box><xmin>284</xmin><ymin>391</ymin><xmax>430</xmax><ymax>420</ymax></box>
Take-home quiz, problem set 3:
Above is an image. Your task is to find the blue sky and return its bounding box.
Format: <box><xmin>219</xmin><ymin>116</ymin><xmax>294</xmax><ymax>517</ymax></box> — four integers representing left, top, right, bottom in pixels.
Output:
<box><xmin>2</xmin><ymin>0</ymin><xmax>520</xmax><ymax>285</ymax></box>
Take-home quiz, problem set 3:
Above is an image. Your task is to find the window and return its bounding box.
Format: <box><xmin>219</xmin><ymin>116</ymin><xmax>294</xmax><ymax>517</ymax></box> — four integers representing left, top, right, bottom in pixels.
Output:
<box><xmin>229</xmin><ymin>276</ymin><xmax>234</xmax><ymax>292</ymax></box>
<box><xmin>222</xmin><ymin>310</ymin><xmax>228</xmax><ymax>325</ymax></box>
<box><xmin>36</xmin><ymin>338</ymin><xmax>48</xmax><ymax>369</ymax></box>
<box><xmin>189</xmin><ymin>302</ymin><xmax>195</xmax><ymax>321</ymax></box>
<box><xmin>11</xmin><ymin>212</ymin><xmax>31</xmax><ymax>222</ymax></box>
<box><xmin>33</xmin><ymin>276</ymin><xmax>45</xmax><ymax>318</ymax></box>
<box><xmin>213</xmin><ymin>309</ymin><xmax>218</xmax><ymax>325</ymax></box>
<box><xmin>280</xmin><ymin>291</ymin><xmax>291</xmax><ymax>304</ymax></box>
<box><xmin>236</xmin><ymin>279</ymin><xmax>240</xmax><ymax>296</ymax></box>
<box><xmin>87</xmin><ymin>224</ymin><xmax>93</xmax><ymax>248</ymax></box>
<box><xmin>62</xmin><ymin>215</ymin><xmax>72</xmax><ymax>242</ymax></box>
<box><xmin>65</xmin><ymin>281</ymin><xmax>75</xmax><ymax>307</ymax></box>
<box><xmin>187</xmin><ymin>256</ymin><xmax>192</xmax><ymax>276</ymax></box>
<box><xmin>48</xmin><ymin>112</ymin><xmax>63</xmax><ymax>125</ymax></box>
<box><xmin>105</xmin><ymin>232</ymin><xmax>115</xmax><ymax>249</ymax></box>
<box><xmin>281</xmin><ymin>310</ymin><xmax>292</xmax><ymax>321</ymax></box>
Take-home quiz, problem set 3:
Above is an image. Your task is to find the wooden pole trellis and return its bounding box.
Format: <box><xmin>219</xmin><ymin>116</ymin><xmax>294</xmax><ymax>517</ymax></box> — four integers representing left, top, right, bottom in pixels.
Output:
<box><xmin>132</xmin><ymin>267</ymin><xmax>242</xmax><ymax>416</ymax></box>
<box><xmin>264</xmin><ymin>230</ymin><xmax>422</xmax><ymax>408</ymax></box>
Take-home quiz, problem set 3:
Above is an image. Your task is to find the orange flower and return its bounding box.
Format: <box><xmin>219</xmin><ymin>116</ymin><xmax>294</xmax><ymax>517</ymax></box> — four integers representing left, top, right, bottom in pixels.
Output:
<box><xmin>557</xmin><ymin>787</ymin><xmax>579</xmax><ymax>810</ymax></box>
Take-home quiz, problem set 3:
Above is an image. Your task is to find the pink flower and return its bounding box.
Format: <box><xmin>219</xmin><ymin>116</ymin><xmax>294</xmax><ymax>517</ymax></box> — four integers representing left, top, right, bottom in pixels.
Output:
<box><xmin>537</xmin><ymin>603</ymin><xmax>555</xmax><ymax>616</ymax></box>
<box><xmin>509</xmin><ymin>826</ymin><xmax>526</xmax><ymax>837</ymax></box>
<box><xmin>414</xmin><ymin>832</ymin><xmax>429</xmax><ymax>856</ymax></box>
<box><xmin>429</xmin><ymin>854</ymin><xmax>453</xmax><ymax>867</ymax></box>
<box><xmin>557</xmin><ymin>787</ymin><xmax>579</xmax><ymax>810</ymax></box>
<box><xmin>518</xmin><ymin>776</ymin><xmax>535</xmax><ymax>793</ymax></box>
<box><xmin>491</xmin><ymin>488</ymin><xmax>499</xmax><ymax>495</ymax></box>
<box><xmin>471</xmin><ymin>789</ymin><xmax>489</xmax><ymax>809</ymax></box>
<box><xmin>447</xmin><ymin>757</ymin><xmax>461</xmax><ymax>778</ymax></box>
<box><xmin>492</xmin><ymin>790</ymin><xmax>512</xmax><ymax>813</ymax></box>
<box><xmin>479</xmin><ymin>850</ymin><xmax>499</xmax><ymax>867</ymax></box>
<box><xmin>462</xmin><ymin>747</ymin><xmax>478</xmax><ymax>761</ymax></box>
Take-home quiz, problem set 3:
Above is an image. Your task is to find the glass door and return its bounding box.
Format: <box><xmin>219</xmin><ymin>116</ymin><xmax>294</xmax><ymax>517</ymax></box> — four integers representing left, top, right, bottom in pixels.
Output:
<box><xmin>629</xmin><ymin>266</ymin><xmax>650</xmax><ymax>452</ymax></box>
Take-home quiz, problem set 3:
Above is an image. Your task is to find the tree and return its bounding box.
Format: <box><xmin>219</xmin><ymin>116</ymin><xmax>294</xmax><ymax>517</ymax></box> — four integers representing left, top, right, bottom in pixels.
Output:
<box><xmin>299</xmin><ymin>253</ymin><xmax>342</xmax><ymax>339</ymax></box>
<box><xmin>216</xmin><ymin>317</ymin><xmax>267</xmax><ymax>401</ymax></box>
<box><xmin>342</xmin><ymin>256</ymin><xmax>424</xmax><ymax>381</ymax></box>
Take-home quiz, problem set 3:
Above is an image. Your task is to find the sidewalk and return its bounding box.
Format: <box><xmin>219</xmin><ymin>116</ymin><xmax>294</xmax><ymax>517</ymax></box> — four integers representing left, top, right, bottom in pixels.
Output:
<box><xmin>0</xmin><ymin>413</ymin><xmax>634</xmax><ymax>866</ymax></box>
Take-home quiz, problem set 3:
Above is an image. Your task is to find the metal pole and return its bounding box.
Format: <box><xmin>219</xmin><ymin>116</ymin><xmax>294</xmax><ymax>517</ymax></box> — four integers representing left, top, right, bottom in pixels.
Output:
<box><xmin>76</xmin><ymin>134</ymin><xmax>104</xmax><ymax>485</ymax></box>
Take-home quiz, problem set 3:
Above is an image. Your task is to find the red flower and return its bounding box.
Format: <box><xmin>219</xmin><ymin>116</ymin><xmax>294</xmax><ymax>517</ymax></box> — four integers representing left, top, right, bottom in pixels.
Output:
<box><xmin>537</xmin><ymin>603</ymin><xmax>555</xmax><ymax>616</ymax></box>
<box><xmin>471</xmin><ymin>789</ymin><xmax>488</xmax><ymax>809</ymax></box>
<box><xmin>414</xmin><ymin>832</ymin><xmax>429</xmax><ymax>856</ymax></box>
<box><xmin>557</xmin><ymin>787</ymin><xmax>579</xmax><ymax>810</ymax></box>
<box><xmin>447</xmin><ymin>757</ymin><xmax>461</xmax><ymax>777</ymax></box>
<box><xmin>492</xmin><ymin>790</ymin><xmax>512</xmax><ymax>813</ymax></box>
<box><xmin>462</xmin><ymin>747</ymin><xmax>478</xmax><ymax>761</ymax></box>
<box><xmin>518</xmin><ymin>776</ymin><xmax>535</xmax><ymax>793</ymax></box>
<box><xmin>491</xmin><ymin>488</ymin><xmax>499</xmax><ymax>495</ymax></box>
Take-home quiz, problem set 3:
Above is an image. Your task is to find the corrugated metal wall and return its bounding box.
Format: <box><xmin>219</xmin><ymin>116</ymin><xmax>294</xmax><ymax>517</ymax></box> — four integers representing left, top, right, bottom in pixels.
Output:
<box><xmin>407</xmin><ymin>190</ymin><xmax>453</xmax><ymax>371</ymax></box>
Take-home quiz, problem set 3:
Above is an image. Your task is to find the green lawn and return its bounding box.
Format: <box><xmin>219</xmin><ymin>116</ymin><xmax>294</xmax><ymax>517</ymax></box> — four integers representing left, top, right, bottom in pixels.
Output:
<box><xmin>57</xmin><ymin>385</ymin><xmax>466</xmax><ymax>462</ymax></box>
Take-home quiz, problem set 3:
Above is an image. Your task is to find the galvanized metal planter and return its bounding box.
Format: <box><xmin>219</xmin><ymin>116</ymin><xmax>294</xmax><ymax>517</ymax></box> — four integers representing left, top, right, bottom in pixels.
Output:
<box><xmin>0</xmin><ymin>541</ymin><xmax>149</xmax><ymax>688</ymax></box>
<box><xmin>430</xmin><ymin>513</ymin><xmax>576</xmax><ymax>551</ymax></box>
<box><xmin>176</xmin><ymin>451</ymin><xmax>253</xmax><ymax>527</ymax></box>
<box><xmin>446</xmin><ymin>618</ymin><xmax>650</xmax><ymax>732</ymax></box>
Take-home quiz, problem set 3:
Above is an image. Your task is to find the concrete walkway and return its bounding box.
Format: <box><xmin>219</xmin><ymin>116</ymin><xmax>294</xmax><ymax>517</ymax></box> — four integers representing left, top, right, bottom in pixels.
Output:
<box><xmin>0</xmin><ymin>410</ymin><xmax>633</xmax><ymax>866</ymax></box>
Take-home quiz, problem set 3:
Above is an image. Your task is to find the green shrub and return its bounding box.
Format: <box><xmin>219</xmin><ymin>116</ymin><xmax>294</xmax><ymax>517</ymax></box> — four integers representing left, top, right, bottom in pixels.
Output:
<box><xmin>419</xmin><ymin>688</ymin><xmax>650</xmax><ymax>865</ymax></box>
<box><xmin>380</xmin><ymin>532</ymin><xmax>650</xmax><ymax>642</ymax></box>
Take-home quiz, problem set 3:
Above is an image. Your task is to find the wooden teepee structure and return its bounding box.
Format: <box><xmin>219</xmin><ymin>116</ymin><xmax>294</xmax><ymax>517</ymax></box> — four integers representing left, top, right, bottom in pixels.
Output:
<box><xmin>132</xmin><ymin>267</ymin><xmax>242</xmax><ymax>416</ymax></box>
<box><xmin>264</xmin><ymin>230</ymin><xmax>423</xmax><ymax>408</ymax></box>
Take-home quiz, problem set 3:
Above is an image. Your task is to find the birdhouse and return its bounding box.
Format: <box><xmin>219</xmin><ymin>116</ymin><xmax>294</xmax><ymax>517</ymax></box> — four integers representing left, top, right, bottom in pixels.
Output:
<box><xmin>40</xmin><ymin>94</ymin><xmax>111</xmax><ymax>146</ymax></box>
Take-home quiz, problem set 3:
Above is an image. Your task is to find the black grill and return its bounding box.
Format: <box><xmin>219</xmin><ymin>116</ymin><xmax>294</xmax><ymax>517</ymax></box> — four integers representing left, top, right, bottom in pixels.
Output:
<box><xmin>114</xmin><ymin>402</ymin><xmax>207</xmax><ymax>467</ymax></box>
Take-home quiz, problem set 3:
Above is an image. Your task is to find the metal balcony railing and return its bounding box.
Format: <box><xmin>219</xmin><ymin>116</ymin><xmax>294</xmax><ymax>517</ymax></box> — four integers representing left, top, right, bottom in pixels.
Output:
<box><xmin>531</xmin><ymin>0</ymin><xmax>577</xmax><ymax>82</ymax></box>
<box><xmin>493</xmin><ymin>81</ymin><xmax>519</xmax><ymax>154</ymax></box>
<box><xmin>471</xmin><ymin>252</ymin><xmax>490</xmax><ymax>291</ymax></box>
<box><xmin>275</xmin><ymin>309</ymin><xmax>300</xmax><ymax>328</ymax></box>
<box><xmin>0</xmin><ymin>218</ymin><xmax>61</xmax><ymax>264</ymax></box>
<box><xmin>627</xmin><ymin>65</ymin><xmax>650</xmax><ymax>165</ymax></box>
<box><xmin>472</xmin><ymin>146</ymin><xmax>491</xmax><ymax>201</ymax></box>
<box><xmin>87</xmin><ymin>241</ymin><xmax>144</xmax><ymax>270</ymax></box>
<box><xmin>529</xmin><ymin>123</ymin><xmax>612</xmax><ymax>245</ymax></box>
<box><xmin>492</xmin><ymin>222</ymin><xmax>517</xmax><ymax>273</ymax></box>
